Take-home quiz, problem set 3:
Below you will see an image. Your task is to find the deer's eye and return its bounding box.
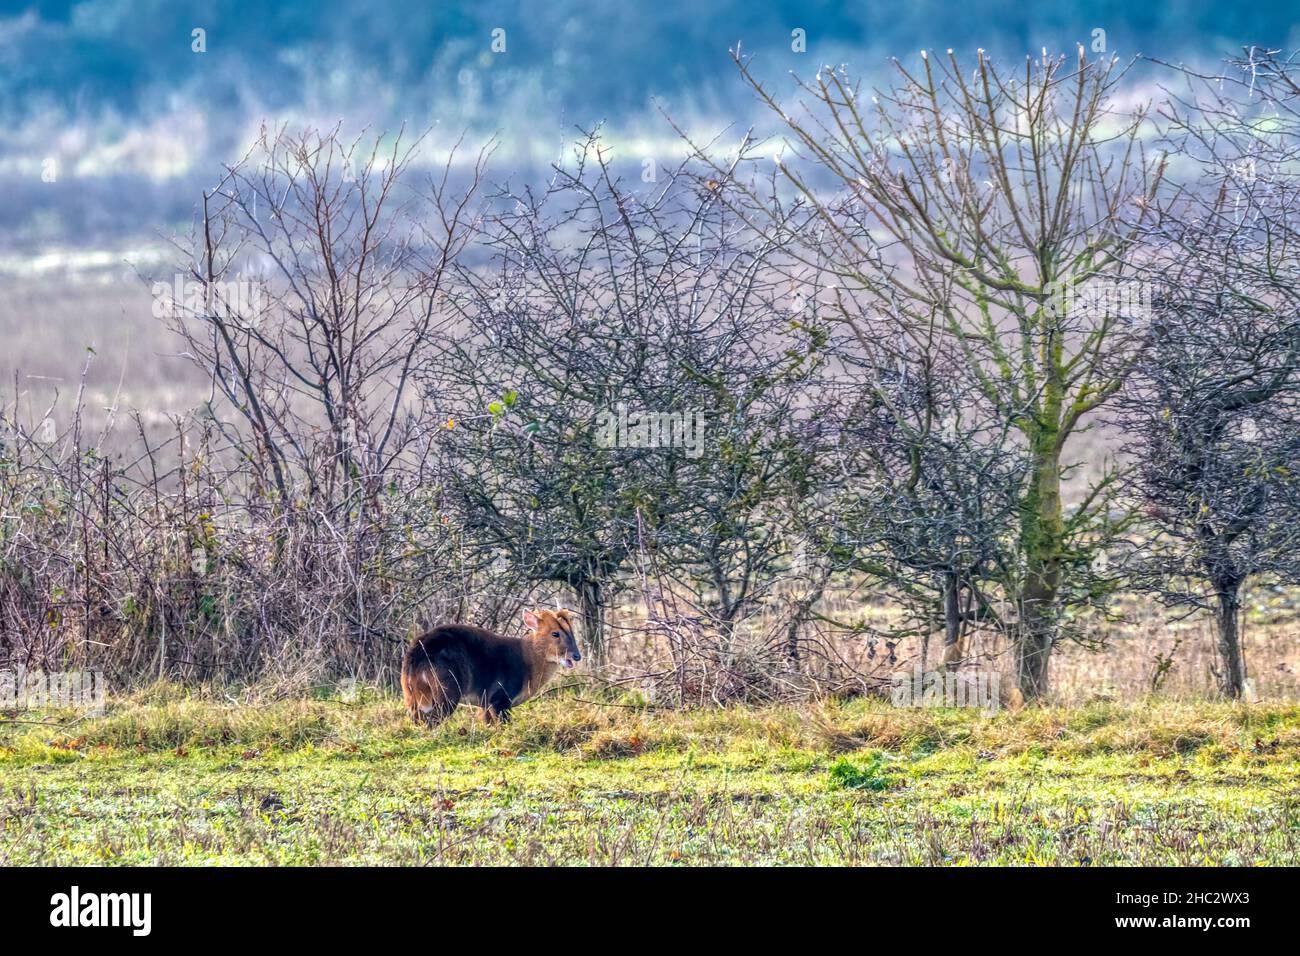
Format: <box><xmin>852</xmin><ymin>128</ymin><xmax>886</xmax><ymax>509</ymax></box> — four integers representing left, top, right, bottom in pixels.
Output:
<box><xmin>552</xmin><ymin>631</ymin><xmax>561</xmax><ymax>638</ymax></box>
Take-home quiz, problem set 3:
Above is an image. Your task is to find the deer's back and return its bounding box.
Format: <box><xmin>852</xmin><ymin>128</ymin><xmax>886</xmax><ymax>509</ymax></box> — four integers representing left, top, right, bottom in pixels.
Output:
<box><xmin>403</xmin><ymin>624</ymin><xmax>528</xmax><ymax>698</ymax></box>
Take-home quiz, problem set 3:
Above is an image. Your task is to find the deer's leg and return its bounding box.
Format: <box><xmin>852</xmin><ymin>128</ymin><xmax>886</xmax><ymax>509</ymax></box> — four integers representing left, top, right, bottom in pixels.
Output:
<box><xmin>483</xmin><ymin>688</ymin><xmax>513</xmax><ymax>725</ymax></box>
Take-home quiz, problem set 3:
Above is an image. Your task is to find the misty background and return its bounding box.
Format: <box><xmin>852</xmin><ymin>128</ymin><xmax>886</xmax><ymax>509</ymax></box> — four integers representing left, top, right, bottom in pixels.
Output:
<box><xmin>3</xmin><ymin>1</ymin><xmax>1298</xmax><ymax>251</ymax></box>
<box><xmin>2</xmin><ymin>1</ymin><xmax>1298</xmax><ymax>419</ymax></box>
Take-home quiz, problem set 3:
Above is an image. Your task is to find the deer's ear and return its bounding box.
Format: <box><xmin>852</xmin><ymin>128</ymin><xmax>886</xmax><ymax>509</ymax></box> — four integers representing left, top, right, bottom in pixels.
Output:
<box><xmin>523</xmin><ymin>609</ymin><xmax>540</xmax><ymax>630</ymax></box>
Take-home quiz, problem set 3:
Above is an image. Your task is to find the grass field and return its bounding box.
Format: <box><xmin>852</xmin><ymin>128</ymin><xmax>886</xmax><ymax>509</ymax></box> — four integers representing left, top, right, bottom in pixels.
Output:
<box><xmin>3</xmin><ymin>686</ymin><xmax>1299</xmax><ymax>866</ymax></box>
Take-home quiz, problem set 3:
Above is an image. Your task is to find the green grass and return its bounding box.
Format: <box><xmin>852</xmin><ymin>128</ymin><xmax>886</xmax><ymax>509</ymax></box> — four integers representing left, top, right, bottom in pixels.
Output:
<box><xmin>2</xmin><ymin>687</ymin><xmax>1299</xmax><ymax>865</ymax></box>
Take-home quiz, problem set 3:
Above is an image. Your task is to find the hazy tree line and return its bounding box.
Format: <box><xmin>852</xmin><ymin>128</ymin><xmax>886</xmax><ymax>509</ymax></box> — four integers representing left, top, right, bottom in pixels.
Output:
<box><xmin>3</xmin><ymin>47</ymin><xmax>1299</xmax><ymax>703</ymax></box>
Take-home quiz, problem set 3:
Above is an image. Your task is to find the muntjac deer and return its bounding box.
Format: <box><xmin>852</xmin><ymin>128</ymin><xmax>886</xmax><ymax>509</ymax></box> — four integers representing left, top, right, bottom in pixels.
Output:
<box><xmin>401</xmin><ymin>608</ymin><xmax>581</xmax><ymax>726</ymax></box>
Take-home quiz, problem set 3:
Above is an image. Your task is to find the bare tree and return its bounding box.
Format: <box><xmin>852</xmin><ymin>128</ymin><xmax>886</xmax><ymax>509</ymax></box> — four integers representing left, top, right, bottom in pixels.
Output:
<box><xmin>170</xmin><ymin>124</ymin><xmax>486</xmax><ymax>512</ymax></box>
<box><xmin>158</xmin><ymin>124</ymin><xmax>487</xmax><ymax>656</ymax></box>
<box><xmin>811</xmin><ymin>314</ymin><xmax>1028</xmax><ymax>670</ymax></box>
<box><xmin>691</xmin><ymin>47</ymin><xmax>1164</xmax><ymax>700</ymax></box>
<box><xmin>1116</xmin><ymin>49</ymin><xmax>1300</xmax><ymax>698</ymax></box>
<box><xmin>435</xmin><ymin>135</ymin><xmax>825</xmax><ymax>661</ymax></box>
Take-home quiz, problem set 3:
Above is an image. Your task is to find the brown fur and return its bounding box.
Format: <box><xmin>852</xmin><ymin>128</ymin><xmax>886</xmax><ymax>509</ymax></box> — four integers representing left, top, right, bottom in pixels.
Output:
<box><xmin>401</xmin><ymin>608</ymin><xmax>579</xmax><ymax>727</ymax></box>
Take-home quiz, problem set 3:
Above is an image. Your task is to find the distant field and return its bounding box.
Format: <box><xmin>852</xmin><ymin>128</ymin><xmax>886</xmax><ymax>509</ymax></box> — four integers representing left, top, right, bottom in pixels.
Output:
<box><xmin>2</xmin><ymin>689</ymin><xmax>1298</xmax><ymax>865</ymax></box>
<box><xmin>0</xmin><ymin>270</ymin><xmax>205</xmax><ymax>446</ymax></box>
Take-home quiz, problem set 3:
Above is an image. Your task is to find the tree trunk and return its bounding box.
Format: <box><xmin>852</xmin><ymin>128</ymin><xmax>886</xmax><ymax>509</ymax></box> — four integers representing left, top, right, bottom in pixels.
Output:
<box><xmin>1015</xmin><ymin>607</ymin><xmax>1053</xmax><ymax>702</ymax></box>
<box><xmin>785</xmin><ymin>574</ymin><xmax>826</xmax><ymax>664</ymax></box>
<box><xmin>578</xmin><ymin>578</ymin><xmax>605</xmax><ymax>664</ymax></box>
<box><xmin>940</xmin><ymin>570</ymin><xmax>962</xmax><ymax>668</ymax></box>
<box><xmin>1214</xmin><ymin>584</ymin><xmax>1246</xmax><ymax>699</ymax></box>
<box><xmin>1017</xmin><ymin>422</ymin><xmax>1064</xmax><ymax>703</ymax></box>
